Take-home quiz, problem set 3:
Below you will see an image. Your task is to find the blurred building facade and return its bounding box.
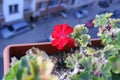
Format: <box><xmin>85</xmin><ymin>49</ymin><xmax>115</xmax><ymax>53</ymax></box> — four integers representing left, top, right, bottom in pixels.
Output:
<box><xmin>0</xmin><ymin>0</ymin><xmax>95</xmax><ymax>28</ymax></box>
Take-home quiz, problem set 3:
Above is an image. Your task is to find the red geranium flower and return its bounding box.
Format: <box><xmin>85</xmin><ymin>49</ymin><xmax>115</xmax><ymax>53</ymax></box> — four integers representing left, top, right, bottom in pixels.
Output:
<box><xmin>52</xmin><ymin>24</ymin><xmax>74</xmax><ymax>50</ymax></box>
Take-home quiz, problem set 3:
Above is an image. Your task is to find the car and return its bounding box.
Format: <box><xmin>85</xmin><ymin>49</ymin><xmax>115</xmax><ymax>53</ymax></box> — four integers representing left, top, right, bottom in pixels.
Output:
<box><xmin>86</xmin><ymin>19</ymin><xmax>94</xmax><ymax>28</ymax></box>
<box><xmin>0</xmin><ymin>20</ymin><xmax>31</xmax><ymax>38</ymax></box>
<box><xmin>75</xmin><ymin>11</ymin><xmax>84</xmax><ymax>19</ymax></box>
<box><xmin>79</xmin><ymin>9</ymin><xmax>88</xmax><ymax>17</ymax></box>
<box><xmin>60</xmin><ymin>11</ymin><xmax>68</xmax><ymax>19</ymax></box>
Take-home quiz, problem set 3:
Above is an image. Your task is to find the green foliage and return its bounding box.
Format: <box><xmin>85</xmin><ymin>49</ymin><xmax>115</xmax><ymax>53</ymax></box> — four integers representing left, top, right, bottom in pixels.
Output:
<box><xmin>65</xmin><ymin>56</ymin><xmax>76</xmax><ymax>69</ymax></box>
<box><xmin>65</xmin><ymin>53</ymin><xmax>81</xmax><ymax>69</ymax></box>
<box><xmin>65</xmin><ymin>48</ymin><xmax>113</xmax><ymax>80</ymax></box>
<box><xmin>72</xmin><ymin>24</ymin><xmax>91</xmax><ymax>47</ymax></box>
<box><xmin>92</xmin><ymin>12</ymin><xmax>120</xmax><ymax>79</ymax></box>
<box><xmin>100</xmin><ymin>63</ymin><xmax>112</xmax><ymax>80</ymax></box>
<box><xmin>103</xmin><ymin>45</ymin><xmax>118</xmax><ymax>59</ymax></box>
<box><xmin>71</xmin><ymin>71</ymin><xmax>93</xmax><ymax>80</ymax></box>
<box><xmin>111</xmin><ymin>58</ymin><xmax>120</xmax><ymax>74</ymax></box>
<box><xmin>79</xmin><ymin>57</ymin><xmax>93</xmax><ymax>73</ymax></box>
<box><xmin>109</xmin><ymin>18</ymin><xmax>120</xmax><ymax>28</ymax></box>
<box><xmin>3</xmin><ymin>48</ymin><xmax>58</xmax><ymax>80</ymax></box>
<box><xmin>93</xmin><ymin>13</ymin><xmax>113</xmax><ymax>27</ymax></box>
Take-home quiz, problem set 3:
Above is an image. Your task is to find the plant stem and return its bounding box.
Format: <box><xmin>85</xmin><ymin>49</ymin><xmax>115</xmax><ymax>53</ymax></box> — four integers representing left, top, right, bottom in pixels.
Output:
<box><xmin>71</xmin><ymin>61</ymin><xmax>79</xmax><ymax>76</ymax></box>
<box><xmin>79</xmin><ymin>45</ymin><xmax>83</xmax><ymax>55</ymax></box>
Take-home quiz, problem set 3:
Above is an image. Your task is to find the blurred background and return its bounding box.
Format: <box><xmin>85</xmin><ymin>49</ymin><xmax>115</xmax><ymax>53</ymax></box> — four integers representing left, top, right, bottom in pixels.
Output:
<box><xmin>0</xmin><ymin>0</ymin><xmax>120</xmax><ymax>79</ymax></box>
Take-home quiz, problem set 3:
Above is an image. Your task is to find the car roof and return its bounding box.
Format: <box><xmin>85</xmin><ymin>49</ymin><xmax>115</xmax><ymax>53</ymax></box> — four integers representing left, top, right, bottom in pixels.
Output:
<box><xmin>12</xmin><ymin>21</ymin><xmax>29</xmax><ymax>31</ymax></box>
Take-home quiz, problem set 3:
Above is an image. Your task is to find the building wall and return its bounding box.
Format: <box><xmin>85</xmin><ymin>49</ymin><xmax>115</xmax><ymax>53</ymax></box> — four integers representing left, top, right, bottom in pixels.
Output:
<box><xmin>67</xmin><ymin>0</ymin><xmax>94</xmax><ymax>9</ymax></box>
<box><xmin>31</xmin><ymin>0</ymin><xmax>37</xmax><ymax>12</ymax></box>
<box><xmin>3</xmin><ymin>0</ymin><xmax>24</xmax><ymax>23</ymax></box>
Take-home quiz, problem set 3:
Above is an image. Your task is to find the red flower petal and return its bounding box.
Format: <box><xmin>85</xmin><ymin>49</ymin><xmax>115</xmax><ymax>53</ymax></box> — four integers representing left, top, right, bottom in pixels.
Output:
<box><xmin>67</xmin><ymin>38</ymin><xmax>74</xmax><ymax>48</ymax></box>
<box><xmin>52</xmin><ymin>24</ymin><xmax>74</xmax><ymax>50</ymax></box>
<box><xmin>56</xmin><ymin>37</ymin><xmax>69</xmax><ymax>50</ymax></box>
<box><xmin>54</xmin><ymin>24</ymin><xmax>62</xmax><ymax>34</ymax></box>
<box><xmin>64</xmin><ymin>27</ymin><xmax>73</xmax><ymax>35</ymax></box>
<box><xmin>61</xmin><ymin>24</ymin><xmax>69</xmax><ymax>32</ymax></box>
<box><xmin>52</xmin><ymin>38</ymin><xmax>60</xmax><ymax>46</ymax></box>
<box><xmin>52</xmin><ymin>31</ymin><xmax>60</xmax><ymax>38</ymax></box>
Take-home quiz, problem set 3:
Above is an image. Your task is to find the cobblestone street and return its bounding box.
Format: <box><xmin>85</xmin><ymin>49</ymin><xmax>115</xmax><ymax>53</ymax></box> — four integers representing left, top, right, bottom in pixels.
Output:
<box><xmin>0</xmin><ymin>1</ymin><xmax>120</xmax><ymax>78</ymax></box>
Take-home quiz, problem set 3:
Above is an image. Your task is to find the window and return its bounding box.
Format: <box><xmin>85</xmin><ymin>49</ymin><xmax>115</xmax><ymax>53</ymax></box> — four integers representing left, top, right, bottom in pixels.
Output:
<box><xmin>9</xmin><ymin>4</ymin><xmax>18</xmax><ymax>14</ymax></box>
<box><xmin>14</xmin><ymin>5</ymin><xmax>18</xmax><ymax>12</ymax></box>
<box><xmin>39</xmin><ymin>2</ymin><xmax>46</xmax><ymax>9</ymax></box>
<box><xmin>49</xmin><ymin>0</ymin><xmax>59</xmax><ymax>6</ymax></box>
<box><xmin>61</xmin><ymin>0</ymin><xmax>67</xmax><ymax>3</ymax></box>
<box><xmin>0</xmin><ymin>5</ymin><xmax>3</xmax><ymax>16</ymax></box>
<box><xmin>24</xmin><ymin>0</ymin><xmax>31</xmax><ymax>11</ymax></box>
<box><xmin>71</xmin><ymin>0</ymin><xmax>75</xmax><ymax>4</ymax></box>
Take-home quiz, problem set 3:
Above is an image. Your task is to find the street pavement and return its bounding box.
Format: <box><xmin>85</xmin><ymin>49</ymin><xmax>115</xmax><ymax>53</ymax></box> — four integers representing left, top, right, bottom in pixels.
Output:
<box><xmin>0</xmin><ymin>1</ymin><xmax>120</xmax><ymax>79</ymax></box>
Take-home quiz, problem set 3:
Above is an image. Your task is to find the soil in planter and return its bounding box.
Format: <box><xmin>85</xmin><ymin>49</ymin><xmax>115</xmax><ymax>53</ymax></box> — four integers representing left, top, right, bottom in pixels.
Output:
<box><xmin>49</xmin><ymin>48</ymin><xmax>79</xmax><ymax>76</ymax></box>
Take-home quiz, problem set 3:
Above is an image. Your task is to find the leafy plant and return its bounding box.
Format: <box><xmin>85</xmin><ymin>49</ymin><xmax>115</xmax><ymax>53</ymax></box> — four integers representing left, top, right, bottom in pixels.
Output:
<box><xmin>64</xmin><ymin>13</ymin><xmax>120</xmax><ymax>80</ymax></box>
<box><xmin>4</xmin><ymin>13</ymin><xmax>120</xmax><ymax>80</ymax></box>
<box><xmin>3</xmin><ymin>48</ymin><xmax>59</xmax><ymax>80</ymax></box>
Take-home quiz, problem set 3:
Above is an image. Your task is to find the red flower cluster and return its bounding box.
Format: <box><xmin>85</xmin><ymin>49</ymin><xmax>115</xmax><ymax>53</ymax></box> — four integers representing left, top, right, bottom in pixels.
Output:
<box><xmin>52</xmin><ymin>24</ymin><xmax>74</xmax><ymax>50</ymax></box>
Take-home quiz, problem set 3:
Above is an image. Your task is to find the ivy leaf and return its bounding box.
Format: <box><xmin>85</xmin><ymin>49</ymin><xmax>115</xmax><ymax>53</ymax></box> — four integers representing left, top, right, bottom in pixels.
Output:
<box><xmin>71</xmin><ymin>71</ymin><xmax>93</xmax><ymax>80</ymax></box>
<box><xmin>79</xmin><ymin>57</ymin><xmax>93</xmax><ymax>73</ymax></box>
<box><xmin>72</xmin><ymin>24</ymin><xmax>91</xmax><ymax>46</ymax></box>
<box><xmin>93</xmin><ymin>76</ymin><xmax>104</xmax><ymax>80</ymax></box>
<box><xmin>109</xmin><ymin>19</ymin><xmax>120</xmax><ymax>28</ymax></box>
<box><xmin>103</xmin><ymin>45</ymin><xmax>118</xmax><ymax>59</ymax></box>
<box><xmin>112</xmin><ymin>58</ymin><xmax>120</xmax><ymax>74</ymax></box>
<box><xmin>3</xmin><ymin>48</ymin><xmax>58</xmax><ymax>80</ymax></box>
<box><xmin>93</xmin><ymin>13</ymin><xmax>113</xmax><ymax>27</ymax></box>
<box><xmin>79</xmin><ymin>34</ymin><xmax>91</xmax><ymax>47</ymax></box>
<box><xmin>85</xmin><ymin>47</ymin><xmax>96</xmax><ymax>56</ymax></box>
<box><xmin>77</xmin><ymin>71</ymin><xmax>93</xmax><ymax>80</ymax></box>
<box><xmin>3</xmin><ymin>61</ymin><xmax>20</xmax><ymax>80</ymax></box>
<box><xmin>114</xmin><ymin>32</ymin><xmax>120</xmax><ymax>50</ymax></box>
<box><xmin>65</xmin><ymin>55</ymin><xmax>76</xmax><ymax>69</ymax></box>
<box><xmin>100</xmin><ymin>63</ymin><xmax>112</xmax><ymax>80</ymax></box>
<box><xmin>73</xmin><ymin>24</ymin><xmax>88</xmax><ymax>35</ymax></box>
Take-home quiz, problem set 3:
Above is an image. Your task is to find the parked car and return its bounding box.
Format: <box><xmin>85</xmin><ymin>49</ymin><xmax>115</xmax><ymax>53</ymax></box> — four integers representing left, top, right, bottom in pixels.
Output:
<box><xmin>79</xmin><ymin>9</ymin><xmax>88</xmax><ymax>17</ymax></box>
<box><xmin>75</xmin><ymin>9</ymin><xmax>88</xmax><ymax>19</ymax></box>
<box><xmin>98</xmin><ymin>0</ymin><xmax>113</xmax><ymax>8</ymax></box>
<box><xmin>86</xmin><ymin>19</ymin><xmax>94</xmax><ymax>28</ymax></box>
<box><xmin>74</xmin><ymin>11</ymin><xmax>84</xmax><ymax>19</ymax></box>
<box><xmin>0</xmin><ymin>20</ymin><xmax>31</xmax><ymax>38</ymax></box>
<box><xmin>60</xmin><ymin>11</ymin><xmax>68</xmax><ymax>19</ymax></box>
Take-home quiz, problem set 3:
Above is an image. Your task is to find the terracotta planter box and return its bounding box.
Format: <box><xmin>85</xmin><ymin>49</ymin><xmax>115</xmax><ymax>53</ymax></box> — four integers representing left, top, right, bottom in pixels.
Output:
<box><xmin>3</xmin><ymin>38</ymin><xmax>101</xmax><ymax>75</ymax></box>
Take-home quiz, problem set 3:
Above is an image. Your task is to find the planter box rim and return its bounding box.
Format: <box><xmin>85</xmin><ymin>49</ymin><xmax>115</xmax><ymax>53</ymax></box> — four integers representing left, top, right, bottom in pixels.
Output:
<box><xmin>3</xmin><ymin>38</ymin><xmax>100</xmax><ymax>48</ymax></box>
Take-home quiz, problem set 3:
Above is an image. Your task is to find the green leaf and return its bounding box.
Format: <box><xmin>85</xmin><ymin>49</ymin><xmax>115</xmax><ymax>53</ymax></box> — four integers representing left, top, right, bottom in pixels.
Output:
<box><xmin>103</xmin><ymin>45</ymin><xmax>118</xmax><ymax>59</ymax></box>
<box><xmin>73</xmin><ymin>24</ymin><xmax>88</xmax><ymax>34</ymax></box>
<box><xmin>100</xmin><ymin>63</ymin><xmax>112</xmax><ymax>80</ymax></box>
<box><xmin>71</xmin><ymin>71</ymin><xmax>93</xmax><ymax>80</ymax></box>
<box><xmin>112</xmin><ymin>58</ymin><xmax>120</xmax><ymax>74</ymax></box>
<box><xmin>93</xmin><ymin>13</ymin><xmax>113</xmax><ymax>27</ymax></box>
<box><xmin>65</xmin><ymin>55</ymin><xmax>76</xmax><ymax>69</ymax></box>
<box><xmin>4</xmin><ymin>61</ymin><xmax>20</xmax><ymax>80</ymax></box>
<box><xmin>109</xmin><ymin>19</ymin><xmax>120</xmax><ymax>28</ymax></box>
<box><xmin>93</xmin><ymin>76</ymin><xmax>104</xmax><ymax>80</ymax></box>
<box><xmin>77</xmin><ymin>71</ymin><xmax>93</xmax><ymax>80</ymax></box>
<box><xmin>85</xmin><ymin>47</ymin><xmax>96</xmax><ymax>56</ymax></box>
<box><xmin>79</xmin><ymin>57</ymin><xmax>93</xmax><ymax>73</ymax></box>
<box><xmin>3</xmin><ymin>48</ymin><xmax>58</xmax><ymax>80</ymax></box>
<box><xmin>79</xmin><ymin>34</ymin><xmax>91</xmax><ymax>47</ymax></box>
